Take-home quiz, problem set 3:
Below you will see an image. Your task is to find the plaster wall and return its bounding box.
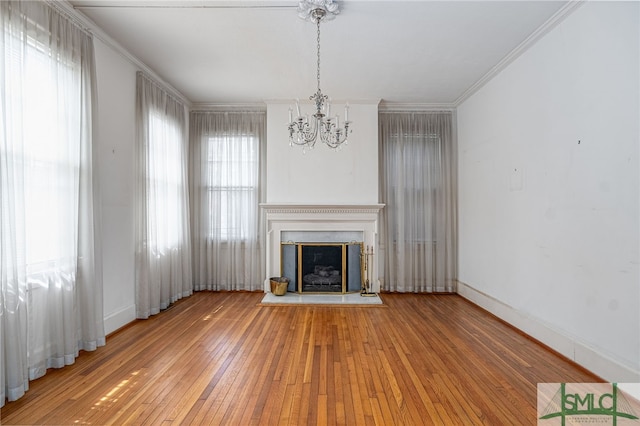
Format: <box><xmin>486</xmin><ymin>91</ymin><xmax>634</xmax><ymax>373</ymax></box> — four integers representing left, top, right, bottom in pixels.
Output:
<box><xmin>457</xmin><ymin>1</ymin><xmax>639</xmax><ymax>381</ymax></box>
<box><xmin>265</xmin><ymin>101</ymin><xmax>379</xmax><ymax>205</ymax></box>
<box><xmin>94</xmin><ymin>38</ymin><xmax>138</xmax><ymax>335</ymax></box>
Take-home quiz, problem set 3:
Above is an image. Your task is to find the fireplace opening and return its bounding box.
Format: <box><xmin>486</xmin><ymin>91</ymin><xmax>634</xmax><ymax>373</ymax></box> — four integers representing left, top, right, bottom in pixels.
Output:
<box><xmin>301</xmin><ymin>245</ymin><xmax>343</xmax><ymax>292</ymax></box>
<box><xmin>281</xmin><ymin>242</ymin><xmax>362</xmax><ymax>294</ymax></box>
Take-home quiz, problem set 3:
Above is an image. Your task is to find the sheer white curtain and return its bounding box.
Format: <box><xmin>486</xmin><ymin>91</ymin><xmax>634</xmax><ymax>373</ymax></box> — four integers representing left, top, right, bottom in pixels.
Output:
<box><xmin>135</xmin><ymin>72</ymin><xmax>192</xmax><ymax>318</ymax></box>
<box><xmin>379</xmin><ymin>112</ymin><xmax>457</xmax><ymax>292</ymax></box>
<box><xmin>1</xmin><ymin>1</ymin><xmax>104</xmax><ymax>406</ymax></box>
<box><xmin>189</xmin><ymin>112</ymin><xmax>265</xmax><ymax>291</ymax></box>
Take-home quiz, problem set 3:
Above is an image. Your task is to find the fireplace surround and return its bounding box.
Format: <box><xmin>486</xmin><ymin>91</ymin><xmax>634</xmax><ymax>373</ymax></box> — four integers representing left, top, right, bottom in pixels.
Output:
<box><xmin>261</xmin><ymin>204</ymin><xmax>384</xmax><ymax>294</ymax></box>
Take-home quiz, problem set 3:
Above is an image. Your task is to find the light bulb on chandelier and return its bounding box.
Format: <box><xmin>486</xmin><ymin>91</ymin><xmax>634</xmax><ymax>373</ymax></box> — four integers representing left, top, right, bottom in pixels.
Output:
<box><xmin>288</xmin><ymin>0</ymin><xmax>352</xmax><ymax>151</ymax></box>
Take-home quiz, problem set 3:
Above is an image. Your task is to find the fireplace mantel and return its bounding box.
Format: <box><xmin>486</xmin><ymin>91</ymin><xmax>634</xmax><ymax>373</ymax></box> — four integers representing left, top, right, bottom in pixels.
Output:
<box><xmin>261</xmin><ymin>204</ymin><xmax>384</xmax><ymax>215</ymax></box>
<box><xmin>261</xmin><ymin>203</ymin><xmax>384</xmax><ymax>293</ymax></box>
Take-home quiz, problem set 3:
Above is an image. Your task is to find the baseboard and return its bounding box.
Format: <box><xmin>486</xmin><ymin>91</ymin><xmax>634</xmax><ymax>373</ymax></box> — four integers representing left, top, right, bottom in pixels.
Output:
<box><xmin>457</xmin><ymin>281</ymin><xmax>640</xmax><ymax>383</ymax></box>
<box><xmin>103</xmin><ymin>304</ymin><xmax>136</xmax><ymax>336</ymax></box>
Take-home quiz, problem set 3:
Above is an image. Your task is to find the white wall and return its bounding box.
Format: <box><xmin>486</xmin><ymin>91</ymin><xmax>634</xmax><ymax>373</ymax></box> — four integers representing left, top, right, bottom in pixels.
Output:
<box><xmin>94</xmin><ymin>39</ymin><xmax>138</xmax><ymax>335</ymax></box>
<box><xmin>457</xmin><ymin>2</ymin><xmax>639</xmax><ymax>381</ymax></box>
<box><xmin>266</xmin><ymin>101</ymin><xmax>379</xmax><ymax>204</ymax></box>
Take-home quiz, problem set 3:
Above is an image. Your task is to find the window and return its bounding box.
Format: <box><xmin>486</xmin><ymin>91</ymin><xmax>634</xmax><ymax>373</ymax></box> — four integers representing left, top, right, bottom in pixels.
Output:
<box><xmin>135</xmin><ymin>71</ymin><xmax>192</xmax><ymax>317</ymax></box>
<box><xmin>2</xmin><ymin>2</ymin><xmax>104</xmax><ymax>405</ymax></box>
<box><xmin>147</xmin><ymin>111</ymin><xmax>185</xmax><ymax>251</ymax></box>
<box><xmin>189</xmin><ymin>111</ymin><xmax>264</xmax><ymax>290</ymax></box>
<box><xmin>5</xmin><ymin>18</ymin><xmax>81</xmax><ymax>273</ymax></box>
<box><xmin>388</xmin><ymin>133</ymin><xmax>441</xmax><ymax>243</ymax></box>
<box><xmin>206</xmin><ymin>135</ymin><xmax>259</xmax><ymax>241</ymax></box>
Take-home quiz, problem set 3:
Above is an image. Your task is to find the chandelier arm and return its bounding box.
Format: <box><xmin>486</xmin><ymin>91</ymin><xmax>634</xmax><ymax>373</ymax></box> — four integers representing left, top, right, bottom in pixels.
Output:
<box><xmin>320</xmin><ymin>125</ymin><xmax>348</xmax><ymax>148</ymax></box>
<box><xmin>302</xmin><ymin>116</ymin><xmax>320</xmax><ymax>144</ymax></box>
<box><xmin>289</xmin><ymin>116</ymin><xmax>319</xmax><ymax>147</ymax></box>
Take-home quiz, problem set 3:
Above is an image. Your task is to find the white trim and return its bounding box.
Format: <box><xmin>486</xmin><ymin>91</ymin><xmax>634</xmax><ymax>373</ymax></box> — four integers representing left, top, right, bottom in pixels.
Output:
<box><xmin>453</xmin><ymin>0</ymin><xmax>586</xmax><ymax>106</ymax></box>
<box><xmin>103</xmin><ymin>304</ymin><xmax>136</xmax><ymax>336</ymax></box>
<box><xmin>457</xmin><ymin>281</ymin><xmax>640</xmax><ymax>383</ymax></box>
<box><xmin>378</xmin><ymin>101</ymin><xmax>455</xmax><ymax>112</ymax></box>
<box><xmin>261</xmin><ymin>203</ymin><xmax>385</xmax><ymax>215</ymax></box>
<box><xmin>71</xmin><ymin>1</ymin><xmax>296</xmax><ymax>9</ymax></box>
<box><xmin>265</xmin><ymin>99</ymin><xmax>381</xmax><ymax>106</ymax></box>
<box><xmin>191</xmin><ymin>103</ymin><xmax>267</xmax><ymax>112</ymax></box>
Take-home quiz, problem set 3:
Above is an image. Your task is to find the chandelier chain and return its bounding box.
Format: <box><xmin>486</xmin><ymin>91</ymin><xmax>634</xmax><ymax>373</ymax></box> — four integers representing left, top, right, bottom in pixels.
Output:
<box><xmin>316</xmin><ymin>17</ymin><xmax>321</xmax><ymax>92</ymax></box>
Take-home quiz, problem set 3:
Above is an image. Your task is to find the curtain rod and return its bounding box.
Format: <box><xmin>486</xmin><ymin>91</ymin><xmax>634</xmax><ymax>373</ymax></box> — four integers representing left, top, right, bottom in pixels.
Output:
<box><xmin>138</xmin><ymin>71</ymin><xmax>188</xmax><ymax>108</ymax></box>
<box><xmin>45</xmin><ymin>1</ymin><xmax>93</xmax><ymax>36</ymax></box>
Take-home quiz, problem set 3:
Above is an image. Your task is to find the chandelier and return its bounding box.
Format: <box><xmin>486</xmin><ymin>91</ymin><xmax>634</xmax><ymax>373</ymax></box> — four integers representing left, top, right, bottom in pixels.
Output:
<box><xmin>288</xmin><ymin>0</ymin><xmax>351</xmax><ymax>150</ymax></box>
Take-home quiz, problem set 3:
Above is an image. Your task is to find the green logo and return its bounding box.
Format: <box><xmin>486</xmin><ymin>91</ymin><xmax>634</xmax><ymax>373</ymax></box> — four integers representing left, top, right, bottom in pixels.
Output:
<box><xmin>539</xmin><ymin>383</ymin><xmax>639</xmax><ymax>425</ymax></box>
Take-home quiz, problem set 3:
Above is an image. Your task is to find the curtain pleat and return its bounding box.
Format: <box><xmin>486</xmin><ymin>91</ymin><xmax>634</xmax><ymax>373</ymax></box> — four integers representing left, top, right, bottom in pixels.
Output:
<box><xmin>189</xmin><ymin>112</ymin><xmax>265</xmax><ymax>291</ymax></box>
<box><xmin>135</xmin><ymin>72</ymin><xmax>192</xmax><ymax>319</ymax></box>
<box><xmin>1</xmin><ymin>1</ymin><xmax>104</xmax><ymax>406</ymax></box>
<box><xmin>379</xmin><ymin>112</ymin><xmax>457</xmax><ymax>292</ymax></box>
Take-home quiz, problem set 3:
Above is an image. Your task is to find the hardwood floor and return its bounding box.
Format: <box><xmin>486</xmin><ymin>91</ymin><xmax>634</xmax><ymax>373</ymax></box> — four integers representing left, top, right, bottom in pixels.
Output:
<box><xmin>1</xmin><ymin>292</ymin><xmax>599</xmax><ymax>425</ymax></box>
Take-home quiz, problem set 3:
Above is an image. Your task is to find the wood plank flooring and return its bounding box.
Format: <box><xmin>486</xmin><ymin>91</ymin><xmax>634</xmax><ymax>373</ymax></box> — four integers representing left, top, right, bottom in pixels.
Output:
<box><xmin>1</xmin><ymin>292</ymin><xmax>599</xmax><ymax>425</ymax></box>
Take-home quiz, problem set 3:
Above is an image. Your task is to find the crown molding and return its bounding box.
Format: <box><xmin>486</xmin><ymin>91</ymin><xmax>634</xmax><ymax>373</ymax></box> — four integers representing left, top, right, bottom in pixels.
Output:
<box><xmin>190</xmin><ymin>103</ymin><xmax>267</xmax><ymax>112</ymax></box>
<box><xmin>378</xmin><ymin>101</ymin><xmax>455</xmax><ymax>112</ymax></box>
<box><xmin>71</xmin><ymin>1</ymin><xmax>296</xmax><ymax>9</ymax></box>
<box><xmin>264</xmin><ymin>99</ymin><xmax>381</xmax><ymax>106</ymax></box>
<box><xmin>453</xmin><ymin>0</ymin><xmax>585</xmax><ymax>107</ymax></box>
<box><xmin>55</xmin><ymin>1</ymin><xmax>192</xmax><ymax>108</ymax></box>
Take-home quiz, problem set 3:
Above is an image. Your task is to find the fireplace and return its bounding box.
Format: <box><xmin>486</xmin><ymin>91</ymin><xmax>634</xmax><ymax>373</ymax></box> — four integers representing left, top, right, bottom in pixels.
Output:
<box><xmin>261</xmin><ymin>204</ymin><xmax>384</xmax><ymax>293</ymax></box>
<box><xmin>282</xmin><ymin>242</ymin><xmax>363</xmax><ymax>293</ymax></box>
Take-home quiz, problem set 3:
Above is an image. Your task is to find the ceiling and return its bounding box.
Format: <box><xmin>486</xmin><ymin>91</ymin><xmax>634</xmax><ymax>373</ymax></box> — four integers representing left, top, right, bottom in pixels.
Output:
<box><xmin>69</xmin><ymin>0</ymin><xmax>569</xmax><ymax>106</ymax></box>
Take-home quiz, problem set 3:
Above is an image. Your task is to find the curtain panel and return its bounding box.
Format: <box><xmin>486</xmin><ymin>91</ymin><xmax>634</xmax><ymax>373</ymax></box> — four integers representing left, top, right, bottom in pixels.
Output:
<box><xmin>379</xmin><ymin>112</ymin><xmax>457</xmax><ymax>292</ymax></box>
<box><xmin>135</xmin><ymin>72</ymin><xmax>192</xmax><ymax>319</ymax></box>
<box><xmin>189</xmin><ymin>111</ymin><xmax>265</xmax><ymax>291</ymax></box>
<box><xmin>1</xmin><ymin>1</ymin><xmax>104</xmax><ymax>406</ymax></box>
